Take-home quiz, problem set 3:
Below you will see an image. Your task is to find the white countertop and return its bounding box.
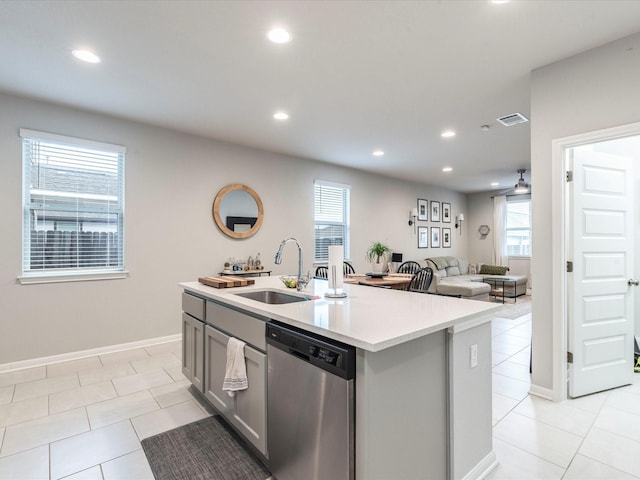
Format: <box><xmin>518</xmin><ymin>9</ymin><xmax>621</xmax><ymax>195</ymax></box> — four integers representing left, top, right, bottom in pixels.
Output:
<box><xmin>180</xmin><ymin>277</ymin><xmax>500</xmax><ymax>352</ymax></box>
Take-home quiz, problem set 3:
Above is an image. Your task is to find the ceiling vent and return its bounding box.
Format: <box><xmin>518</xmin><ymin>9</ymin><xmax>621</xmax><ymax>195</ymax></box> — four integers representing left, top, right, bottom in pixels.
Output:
<box><xmin>497</xmin><ymin>112</ymin><xmax>529</xmax><ymax>127</ymax></box>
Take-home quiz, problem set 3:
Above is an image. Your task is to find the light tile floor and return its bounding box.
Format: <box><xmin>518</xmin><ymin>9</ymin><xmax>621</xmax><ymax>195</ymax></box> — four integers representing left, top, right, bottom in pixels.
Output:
<box><xmin>488</xmin><ymin>312</ymin><xmax>640</xmax><ymax>479</ymax></box>
<box><xmin>0</xmin><ymin>313</ymin><xmax>639</xmax><ymax>479</ymax></box>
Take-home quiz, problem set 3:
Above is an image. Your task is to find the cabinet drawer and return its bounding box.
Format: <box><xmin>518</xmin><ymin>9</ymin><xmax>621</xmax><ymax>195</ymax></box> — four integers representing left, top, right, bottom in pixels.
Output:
<box><xmin>206</xmin><ymin>301</ymin><xmax>266</xmax><ymax>351</ymax></box>
<box><xmin>182</xmin><ymin>292</ymin><xmax>205</xmax><ymax>320</ymax></box>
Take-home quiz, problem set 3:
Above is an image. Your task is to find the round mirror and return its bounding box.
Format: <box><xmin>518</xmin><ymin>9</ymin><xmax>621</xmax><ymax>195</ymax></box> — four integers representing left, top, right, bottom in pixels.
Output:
<box><xmin>212</xmin><ymin>184</ymin><xmax>264</xmax><ymax>239</ymax></box>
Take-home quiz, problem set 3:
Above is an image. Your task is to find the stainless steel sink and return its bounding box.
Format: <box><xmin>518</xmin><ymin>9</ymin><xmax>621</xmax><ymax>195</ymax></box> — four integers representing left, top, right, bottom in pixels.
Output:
<box><xmin>234</xmin><ymin>289</ymin><xmax>311</xmax><ymax>304</ymax></box>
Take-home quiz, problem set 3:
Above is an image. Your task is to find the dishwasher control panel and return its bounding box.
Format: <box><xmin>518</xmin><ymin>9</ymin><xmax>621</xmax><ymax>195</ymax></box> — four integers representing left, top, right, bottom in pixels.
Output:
<box><xmin>266</xmin><ymin>321</ymin><xmax>355</xmax><ymax>380</ymax></box>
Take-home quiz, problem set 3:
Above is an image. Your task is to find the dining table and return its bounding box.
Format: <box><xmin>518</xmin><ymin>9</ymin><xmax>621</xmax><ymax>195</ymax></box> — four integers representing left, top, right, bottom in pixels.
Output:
<box><xmin>343</xmin><ymin>273</ymin><xmax>413</xmax><ymax>290</ymax></box>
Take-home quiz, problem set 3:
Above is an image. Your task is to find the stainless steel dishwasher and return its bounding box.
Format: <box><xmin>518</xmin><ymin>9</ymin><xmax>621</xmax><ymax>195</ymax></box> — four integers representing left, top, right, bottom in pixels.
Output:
<box><xmin>266</xmin><ymin>321</ymin><xmax>356</xmax><ymax>480</ymax></box>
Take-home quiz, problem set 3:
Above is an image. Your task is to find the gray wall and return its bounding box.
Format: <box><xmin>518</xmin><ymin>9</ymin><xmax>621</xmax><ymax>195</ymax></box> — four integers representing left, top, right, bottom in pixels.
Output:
<box><xmin>530</xmin><ymin>32</ymin><xmax>640</xmax><ymax>391</ymax></box>
<box><xmin>0</xmin><ymin>92</ymin><xmax>467</xmax><ymax>365</ymax></box>
<box><xmin>466</xmin><ymin>192</ymin><xmax>495</xmax><ymax>265</ymax></box>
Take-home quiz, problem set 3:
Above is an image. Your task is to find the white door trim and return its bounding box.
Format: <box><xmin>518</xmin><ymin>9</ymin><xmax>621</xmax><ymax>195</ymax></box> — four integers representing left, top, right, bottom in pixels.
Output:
<box><xmin>551</xmin><ymin>121</ymin><xmax>640</xmax><ymax>402</ymax></box>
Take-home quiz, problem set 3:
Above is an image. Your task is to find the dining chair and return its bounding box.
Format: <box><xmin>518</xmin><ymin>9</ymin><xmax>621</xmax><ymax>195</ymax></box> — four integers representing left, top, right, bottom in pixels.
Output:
<box><xmin>396</xmin><ymin>261</ymin><xmax>422</xmax><ymax>274</ymax></box>
<box><xmin>314</xmin><ymin>266</ymin><xmax>328</xmax><ymax>279</ymax></box>
<box><xmin>343</xmin><ymin>262</ymin><xmax>356</xmax><ymax>275</ymax></box>
<box><xmin>407</xmin><ymin>267</ymin><xmax>433</xmax><ymax>293</ymax></box>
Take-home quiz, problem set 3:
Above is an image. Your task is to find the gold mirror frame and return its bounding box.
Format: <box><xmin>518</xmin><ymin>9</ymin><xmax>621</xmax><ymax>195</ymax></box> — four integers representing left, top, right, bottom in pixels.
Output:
<box><xmin>212</xmin><ymin>184</ymin><xmax>264</xmax><ymax>239</ymax></box>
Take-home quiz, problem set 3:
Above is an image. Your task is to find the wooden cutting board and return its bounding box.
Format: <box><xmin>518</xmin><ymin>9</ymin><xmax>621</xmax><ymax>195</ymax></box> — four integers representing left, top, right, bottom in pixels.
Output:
<box><xmin>198</xmin><ymin>276</ymin><xmax>256</xmax><ymax>288</ymax></box>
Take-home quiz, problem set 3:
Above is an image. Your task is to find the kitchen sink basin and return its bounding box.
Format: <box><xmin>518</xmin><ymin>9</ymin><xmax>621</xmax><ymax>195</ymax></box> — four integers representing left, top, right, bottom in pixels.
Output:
<box><xmin>234</xmin><ymin>289</ymin><xmax>311</xmax><ymax>305</ymax></box>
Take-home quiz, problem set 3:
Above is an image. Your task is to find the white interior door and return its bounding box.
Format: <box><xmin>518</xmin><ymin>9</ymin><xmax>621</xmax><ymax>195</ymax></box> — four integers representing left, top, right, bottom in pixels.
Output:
<box><xmin>568</xmin><ymin>148</ymin><xmax>635</xmax><ymax>398</ymax></box>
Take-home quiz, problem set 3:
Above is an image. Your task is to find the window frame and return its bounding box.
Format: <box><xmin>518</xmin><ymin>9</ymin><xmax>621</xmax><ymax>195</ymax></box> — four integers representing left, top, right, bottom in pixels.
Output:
<box><xmin>313</xmin><ymin>180</ymin><xmax>351</xmax><ymax>262</ymax></box>
<box><xmin>505</xmin><ymin>195</ymin><xmax>532</xmax><ymax>258</ymax></box>
<box><xmin>18</xmin><ymin>129</ymin><xmax>128</xmax><ymax>284</ymax></box>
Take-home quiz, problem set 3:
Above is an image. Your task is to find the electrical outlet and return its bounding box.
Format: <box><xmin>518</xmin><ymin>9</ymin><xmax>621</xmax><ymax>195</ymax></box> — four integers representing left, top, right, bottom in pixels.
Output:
<box><xmin>470</xmin><ymin>344</ymin><xmax>478</xmax><ymax>368</ymax></box>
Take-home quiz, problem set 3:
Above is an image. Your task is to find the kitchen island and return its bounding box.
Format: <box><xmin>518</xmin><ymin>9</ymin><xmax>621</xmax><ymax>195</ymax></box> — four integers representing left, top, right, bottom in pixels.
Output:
<box><xmin>180</xmin><ymin>276</ymin><xmax>499</xmax><ymax>480</ymax></box>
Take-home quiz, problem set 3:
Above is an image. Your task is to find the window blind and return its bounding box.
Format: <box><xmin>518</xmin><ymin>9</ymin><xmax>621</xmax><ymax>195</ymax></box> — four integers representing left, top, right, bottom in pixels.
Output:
<box><xmin>21</xmin><ymin>129</ymin><xmax>126</xmax><ymax>276</ymax></box>
<box><xmin>314</xmin><ymin>180</ymin><xmax>350</xmax><ymax>261</ymax></box>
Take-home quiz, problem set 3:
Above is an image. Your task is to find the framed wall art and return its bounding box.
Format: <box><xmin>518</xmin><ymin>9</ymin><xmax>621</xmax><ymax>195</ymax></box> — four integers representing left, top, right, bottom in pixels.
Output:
<box><xmin>431</xmin><ymin>227</ymin><xmax>440</xmax><ymax>248</ymax></box>
<box><xmin>431</xmin><ymin>201</ymin><xmax>440</xmax><ymax>222</ymax></box>
<box><xmin>442</xmin><ymin>227</ymin><xmax>451</xmax><ymax>248</ymax></box>
<box><xmin>418</xmin><ymin>226</ymin><xmax>429</xmax><ymax>248</ymax></box>
<box><xmin>417</xmin><ymin>199</ymin><xmax>428</xmax><ymax>221</ymax></box>
<box><xmin>442</xmin><ymin>203</ymin><xmax>451</xmax><ymax>223</ymax></box>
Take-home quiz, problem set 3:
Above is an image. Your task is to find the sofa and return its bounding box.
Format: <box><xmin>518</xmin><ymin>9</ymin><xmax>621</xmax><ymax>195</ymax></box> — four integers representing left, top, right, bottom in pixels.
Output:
<box><xmin>424</xmin><ymin>256</ymin><xmax>528</xmax><ymax>300</ymax></box>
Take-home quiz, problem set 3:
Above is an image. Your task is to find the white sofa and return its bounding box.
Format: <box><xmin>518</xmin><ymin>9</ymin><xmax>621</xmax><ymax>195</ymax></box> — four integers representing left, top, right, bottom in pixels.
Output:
<box><xmin>425</xmin><ymin>256</ymin><xmax>527</xmax><ymax>300</ymax></box>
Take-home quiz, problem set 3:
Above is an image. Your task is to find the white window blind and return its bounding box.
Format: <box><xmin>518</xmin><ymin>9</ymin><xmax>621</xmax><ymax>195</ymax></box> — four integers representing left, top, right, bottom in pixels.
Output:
<box><xmin>20</xmin><ymin>129</ymin><xmax>126</xmax><ymax>279</ymax></box>
<box><xmin>314</xmin><ymin>180</ymin><xmax>350</xmax><ymax>261</ymax></box>
<box><xmin>506</xmin><ymin>197</ymin><xmax>531</xmax><ymax>257</ymax></box>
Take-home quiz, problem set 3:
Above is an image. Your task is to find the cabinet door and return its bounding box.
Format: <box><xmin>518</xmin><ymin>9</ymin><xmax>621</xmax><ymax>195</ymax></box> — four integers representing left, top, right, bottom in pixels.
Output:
<box><xmin>204</xmin><ymin>325</ymin><xmax>267</xmax><ymax>456</ymax></box>
<box><xmin>231</xmin><ymin>343</ymin><xmax>267</xmax><ymax>456</ymax></box>
<box><xmin>204</xmin><ymin>325</ymin><xmax>232</xmax><ymax>413</ymax></box>
<box><xmin>182</xmin><ymin>313</ymin><xmax>204</xmax><ymax>393</ymax></box>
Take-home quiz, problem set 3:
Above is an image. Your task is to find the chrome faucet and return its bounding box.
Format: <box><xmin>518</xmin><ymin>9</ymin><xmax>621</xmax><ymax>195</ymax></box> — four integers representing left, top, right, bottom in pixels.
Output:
<box><xmin>275</xmin><ymin>237</ymin><xmax>304</xmax><ymax>291</ymax></box>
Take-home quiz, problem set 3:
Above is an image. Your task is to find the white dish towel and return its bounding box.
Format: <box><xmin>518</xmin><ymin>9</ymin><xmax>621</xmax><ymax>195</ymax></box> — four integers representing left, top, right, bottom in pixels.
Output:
<box><xmin>222</xmin><ymin>337</ymin><xmax>248</xmax><ymax>397</ymax></box>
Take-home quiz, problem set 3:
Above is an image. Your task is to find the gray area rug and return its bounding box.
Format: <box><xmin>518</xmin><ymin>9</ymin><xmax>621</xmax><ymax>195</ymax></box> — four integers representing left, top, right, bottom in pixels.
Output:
<box><xmin>492</xmin><ymin>295</ymin><xmax>532</xmax><ymax>319</ymax></box>
<box><xmin>141</xmin><ymin>415</ymin><xmax>271</xmax><ymax>480</ymax></box>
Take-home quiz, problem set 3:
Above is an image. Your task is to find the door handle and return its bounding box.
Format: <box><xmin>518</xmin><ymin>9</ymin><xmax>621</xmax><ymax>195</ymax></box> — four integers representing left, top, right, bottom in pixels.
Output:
<box><xmin>629</xmin><ymin>279</ymin><xmax>640</xmax><ymax>286</ymax></box>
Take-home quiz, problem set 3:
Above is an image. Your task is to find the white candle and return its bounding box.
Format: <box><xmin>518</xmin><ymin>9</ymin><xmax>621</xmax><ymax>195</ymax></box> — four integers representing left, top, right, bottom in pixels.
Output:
<box><xmin>328</xmin><ymin>245</ymin><xmax>344</xmax><ymax>289</ymax></box>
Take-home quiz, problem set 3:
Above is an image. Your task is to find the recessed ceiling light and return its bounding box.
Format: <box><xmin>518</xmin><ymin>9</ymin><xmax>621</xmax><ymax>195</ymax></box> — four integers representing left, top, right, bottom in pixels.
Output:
<box><xmin>441</xmin><ymin>130</ymin><xmax>456</xmax><ymax>138</ymax></box>
<box><xmin>373</xmin><ymin>150</ymin><xmax>384</xmax><ymax>157</ymax></box>
<box><xmin>491</xmin><ymin>0</ymin><xmax>510</xmax><ymax>4</ymax></box>
<box><xmin>273</xmin><ymin>112</ymin><xmax>289</xmax><ymax>120</ymax></box>
<box><xmin>72</xmin><ymin>49</ymin><xmax>101</xmax><ymax>64</ymax></box>
<box><xmin>442</xmin><ymin>167</ymin><xmax>453</xmax><ymax>172</ymax></box>
<box><xmin>491</xmin><ymin>182</ymin><xmax>500</xmax><ymax>187</ymax></box>
<box><xmin>268</xmin><ymin>28</ymin><xmax>291</xmax><ymax>44</ymax></box>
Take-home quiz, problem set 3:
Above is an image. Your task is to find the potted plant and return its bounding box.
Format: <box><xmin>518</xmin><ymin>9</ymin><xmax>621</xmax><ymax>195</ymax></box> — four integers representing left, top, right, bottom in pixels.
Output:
<box><xmin>366</xmin><ymin>241</ymin><xmax>391</xmax><ymax>273</ymax></box>
<box><xmin>223</xmin><ymin>262</ymin><xmax>231</xmax><ymax>273</ymax></box>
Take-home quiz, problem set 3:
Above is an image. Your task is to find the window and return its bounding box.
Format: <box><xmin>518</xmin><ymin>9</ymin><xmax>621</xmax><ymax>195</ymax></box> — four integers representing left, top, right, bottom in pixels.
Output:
<box><xmin>20</xmin><ymin>129</ymin><xmax>126</xmax><ymax>282</ymax></box>
<box><xmin>506</xmin><ymin>197</ymin><xmax>531</xmax><ymax>257</ymax></box>
<box><xmin>314</xmin><ymin>180</ymin><xmax>350</xmax><ymax>261</ymax></box>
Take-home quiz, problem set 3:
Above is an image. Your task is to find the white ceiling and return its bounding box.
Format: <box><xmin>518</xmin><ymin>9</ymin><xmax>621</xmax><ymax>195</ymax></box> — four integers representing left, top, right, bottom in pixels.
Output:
<box><xmin>2</xmin><ymin>1</ymin><xmax>640</xmax><ymax>193</ymax></box>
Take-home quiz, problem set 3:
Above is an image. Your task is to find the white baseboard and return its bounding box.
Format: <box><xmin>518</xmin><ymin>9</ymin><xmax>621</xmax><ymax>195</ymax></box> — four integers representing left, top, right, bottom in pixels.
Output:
<box><xmin>0</xmin><ymin>334</ymin><xmax>181</xmax><ymax>374</ymax></box>
<box><xmin>462</xmin><ymin>450</ymin><xmax>498</xmax><ymax>480</ymax></box>
<box><xmin>529</xmin><ymin>383</ymin><xmax>554</xmax><ymax>400</ymax></box>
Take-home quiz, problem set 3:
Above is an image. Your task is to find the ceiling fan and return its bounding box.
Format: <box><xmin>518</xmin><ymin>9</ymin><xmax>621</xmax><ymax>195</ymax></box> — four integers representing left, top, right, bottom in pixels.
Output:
<box><xmin>494</xmin><ymin>169</ymin><xmax>531</xmax><ymax>196</ymax></box>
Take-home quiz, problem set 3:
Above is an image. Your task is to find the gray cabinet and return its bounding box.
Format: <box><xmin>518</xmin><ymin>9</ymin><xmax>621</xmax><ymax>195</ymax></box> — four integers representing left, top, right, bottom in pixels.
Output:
<box><xmin>181</xmin><ymin>293</ymin><xmax>205</xmax><ymax>393</ymax></box>
<box><xmin>197</xmin><ymin>298</ymin><xmax>268</xmax><ymax>457</ymax></box>
<box><xmin>204</xmin><ymin>324</ymin><xmax>267</xmax><ymax>456</ymax></box>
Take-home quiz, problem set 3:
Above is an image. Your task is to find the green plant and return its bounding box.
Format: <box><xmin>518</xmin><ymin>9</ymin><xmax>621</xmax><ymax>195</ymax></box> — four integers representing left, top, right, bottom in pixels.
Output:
<box><xmin>366</xmin><ymin>241</ymin><xmax>391</xmax><ymax>264</ymax></box>
<box><xmin>224</xmin><ymin>262</ymin><xmax>230</xmax><ymax>268</ymax></box>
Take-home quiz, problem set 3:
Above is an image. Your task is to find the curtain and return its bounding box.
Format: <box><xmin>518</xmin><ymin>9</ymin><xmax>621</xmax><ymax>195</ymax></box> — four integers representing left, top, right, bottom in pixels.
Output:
<box><xmin>493</xmin><ymin>195</ymin><xmax>509</xmax><ymax>267</ymax></box>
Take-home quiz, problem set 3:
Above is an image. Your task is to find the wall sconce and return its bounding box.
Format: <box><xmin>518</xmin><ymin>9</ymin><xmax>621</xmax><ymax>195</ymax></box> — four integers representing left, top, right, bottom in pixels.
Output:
<box><xmin>455</xmin><ymin>213</ymin><xmax>464</xmax><ymax>234</ymax></box>
<box><xmin>408</xmin><ymin>207</ymin><xmax>418</xmax><ymax>233</ymax></box>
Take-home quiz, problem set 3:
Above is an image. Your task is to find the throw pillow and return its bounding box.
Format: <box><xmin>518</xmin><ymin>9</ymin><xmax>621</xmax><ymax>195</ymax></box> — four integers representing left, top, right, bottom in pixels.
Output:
<box><xmin>479</xmin><ymin>264</ymin><xmax>509</xmax><ymax>275</ymax></box>
<box><xmin>468</xmin><ymin>264</ymin><xmax>477</xmax><ymax>275</ymax></box>
<box><xmin>446</xmin><ymin>266</ymin><xmax>460</xmax><ymax>276</ymax></box>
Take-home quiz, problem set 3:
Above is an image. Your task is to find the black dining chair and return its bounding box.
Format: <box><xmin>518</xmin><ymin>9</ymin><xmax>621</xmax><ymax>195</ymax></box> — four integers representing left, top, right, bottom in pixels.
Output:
<box><xmin>343</xmin><ymin>262</ymin><xmax>356</xmax><ymax>275</ymax></box>
<box><xmin>314</xmin><ymin>266</ymin><xmax>328</xmax><ymax>279</ymax></box>
<box><xmin>396</xmin><ymin>261</ymin><xmax>422</xmax><ymax>275</ymax></box>
<box><xmin>407</xmin><ymin>267</ymin><xmax>433</xmax><ymax>293</ymax></box>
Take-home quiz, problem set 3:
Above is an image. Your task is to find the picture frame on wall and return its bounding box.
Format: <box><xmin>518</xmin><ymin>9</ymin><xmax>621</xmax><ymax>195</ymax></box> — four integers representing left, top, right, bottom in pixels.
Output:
<box><xmin>442</xmin><ymin>203</ymin><xmax>451</xmax><ymax>223</ymax></box>
<box><xmin>418</xmin><ymin>226</ymin><xmax>429</xmax><ymax>248</ymax></box>
<box><xmin>431</xmin><ymin>227</ymin><xmax>441</xmax><ymax>248</ymax></box>
<box><xmin>417</xmin><ymin>199</ymin><xmax>428</xmax><ymax>221</ymax></box>
<box><xmin>442</xmin><ymin>228</ymin><xmax>451</xmax><ymax>248</ymax></box>
<box><xmin>431</xmin><ymin>201</ymin><xmax>440</xmax><ymax>222</ymax></box>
